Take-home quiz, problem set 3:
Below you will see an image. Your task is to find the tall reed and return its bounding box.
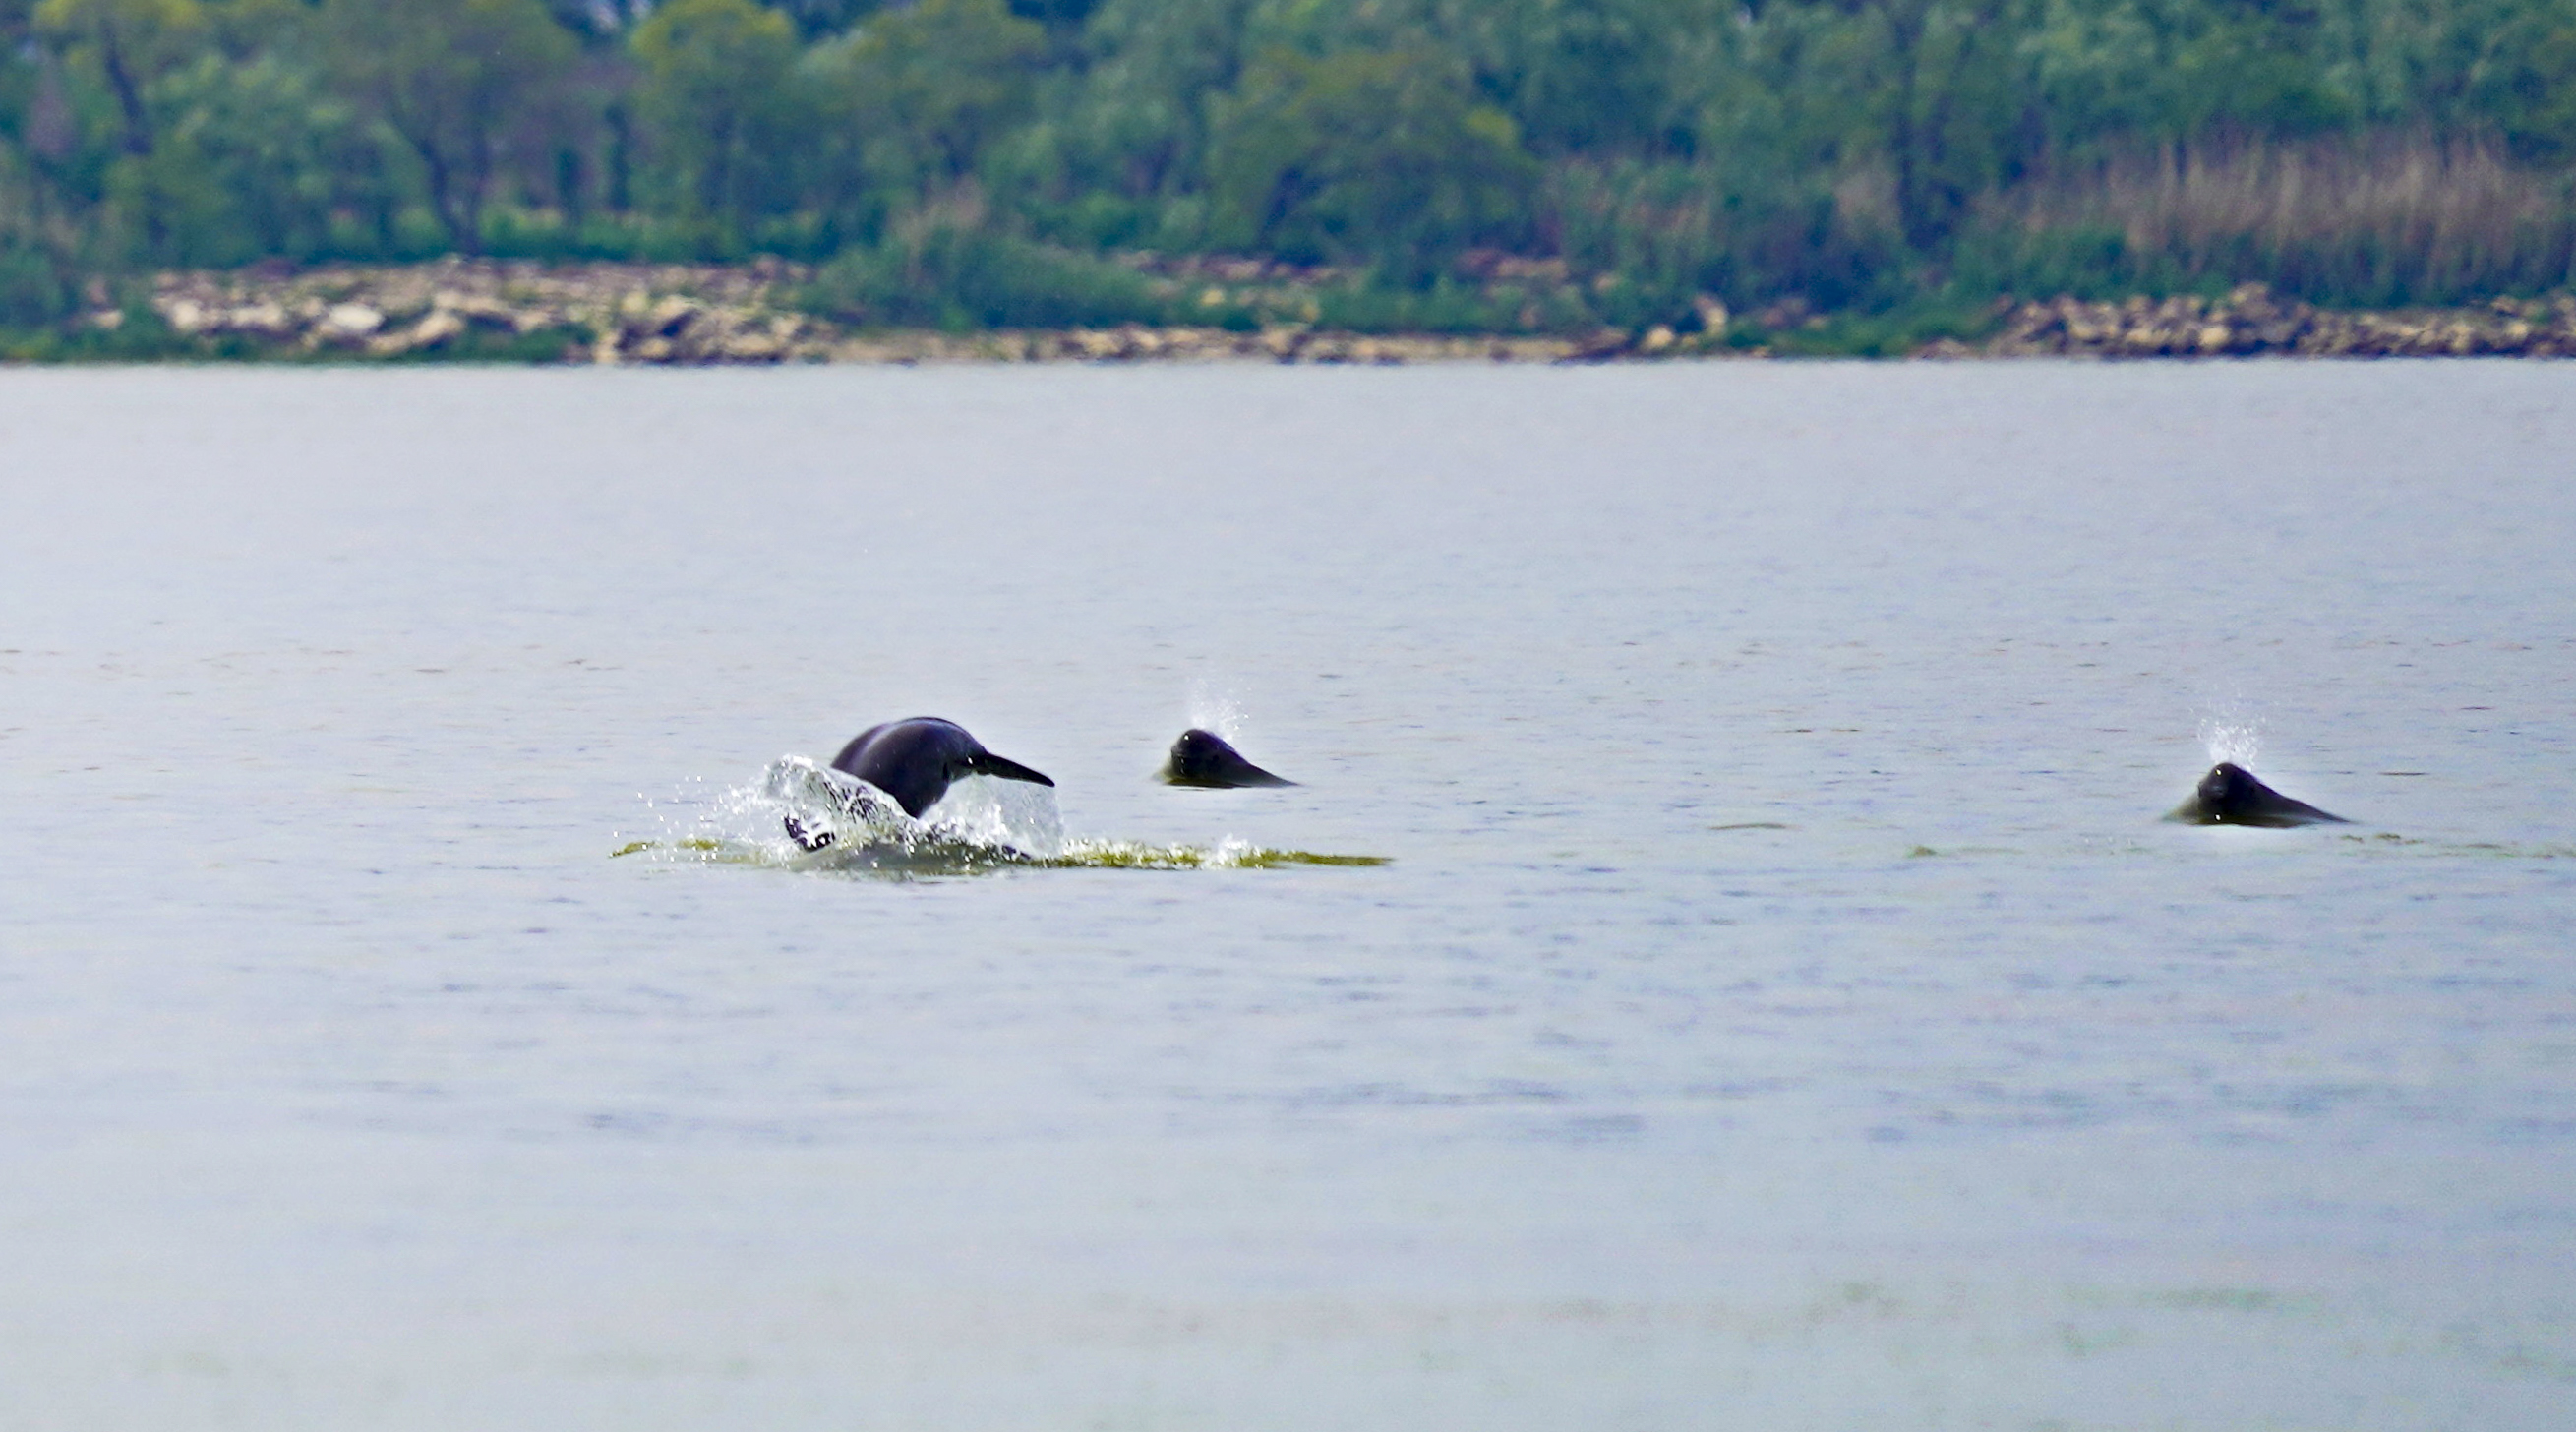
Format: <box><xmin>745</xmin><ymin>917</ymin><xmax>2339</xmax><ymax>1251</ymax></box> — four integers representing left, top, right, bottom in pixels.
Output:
<box><xmin>1967</xmin><ymin>132</ymin><xmax>2576</xmax><ymax>305</ymax></box>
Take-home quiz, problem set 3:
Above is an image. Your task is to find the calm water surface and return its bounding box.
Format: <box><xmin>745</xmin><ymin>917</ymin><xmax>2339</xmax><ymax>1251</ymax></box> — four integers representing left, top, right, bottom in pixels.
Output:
<box><xmin>3</xmin><ymin>363</ymin><xmax>2572</xmax><ymax>1430</ymax></box>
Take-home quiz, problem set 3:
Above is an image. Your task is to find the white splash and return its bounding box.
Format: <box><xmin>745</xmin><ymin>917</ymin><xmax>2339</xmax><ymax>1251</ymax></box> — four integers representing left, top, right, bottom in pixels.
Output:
<box><xmin>750</xmin><ymin>755</ymin><xmax>918</xmax><ymax>860</ymax></box>
<box><xmin>626</xmin><ymin>755</ymin><xmax>1066</xmax><ymax>869</ymax></box>
<box><xmin>2198</xmin><ymin>711</ymin><xmax>2265</xmax><ymax>767</ymax></box>
<box><xmin>920</xmin><ymin>773</ymin><xmax>1066</xmax><ymax>859</ymax></box>
<box><xmin>1186</xmin><ymin>678</ymin><xmax>1244</xmax><ymax>741</ymax></box>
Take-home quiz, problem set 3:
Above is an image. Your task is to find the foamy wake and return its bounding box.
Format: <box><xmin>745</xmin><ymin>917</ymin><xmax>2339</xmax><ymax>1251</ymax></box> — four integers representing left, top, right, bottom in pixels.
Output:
<box><xmin>612</xmin><ymin>756</ymin><xmax>1384</xmax><ymax>875</ymax></box>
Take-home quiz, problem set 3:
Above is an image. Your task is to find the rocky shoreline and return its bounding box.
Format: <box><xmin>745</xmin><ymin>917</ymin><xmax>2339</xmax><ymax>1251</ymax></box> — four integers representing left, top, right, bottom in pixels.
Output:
<box><xmin>52</xmin><ymin>261</ymin><xmax>2576</xmax><ymax>363</ymax></box>
<box><xmin>1976</xmin><ymin>285</ymin><xmax>2576</xmax><ymax>358</ymax></box>
<box><xmin>118</xmin><ymin>259</ymin><xmax>1586</xmax><ymax>365</ymax></box>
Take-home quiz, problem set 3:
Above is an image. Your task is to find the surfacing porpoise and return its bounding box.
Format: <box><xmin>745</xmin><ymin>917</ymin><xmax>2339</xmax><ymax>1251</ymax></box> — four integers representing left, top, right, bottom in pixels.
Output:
<box><xmin>1161</xmin><ymin>728</ymin><xmax>1294</xmax><ymax>788</ymax></box>
<box><xmin>2167</xmin><ymin>761</ymin><xmax>2349</xmax><ymax>827</ymax></box>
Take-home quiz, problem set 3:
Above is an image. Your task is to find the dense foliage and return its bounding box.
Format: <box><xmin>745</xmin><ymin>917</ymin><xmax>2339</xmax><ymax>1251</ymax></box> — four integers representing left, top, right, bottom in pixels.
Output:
<box><xmin>4</xmin><ymin>0</ymin><xmax>2575</xmax><ymax>328</ymax></box>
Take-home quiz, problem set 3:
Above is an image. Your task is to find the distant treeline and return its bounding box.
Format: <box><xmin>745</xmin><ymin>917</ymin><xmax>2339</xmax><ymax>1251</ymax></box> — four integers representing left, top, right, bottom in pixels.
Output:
<box><xmin>5</xmin><ymin>0</ymin><xmax>2576</xmax><ymax>330</ymax></box>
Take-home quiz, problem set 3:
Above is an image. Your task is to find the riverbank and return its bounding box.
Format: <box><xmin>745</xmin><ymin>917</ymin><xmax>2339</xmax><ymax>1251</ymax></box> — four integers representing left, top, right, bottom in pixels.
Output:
<box><xmin>1976</xmin><ymin>287</ymin><xmax>2576</xmax><ymax>359</ymax></box>
<box><xmin>13</xmin><ymin>260</ymin><xmax>2574</xmax><ymax>363</ymax></box>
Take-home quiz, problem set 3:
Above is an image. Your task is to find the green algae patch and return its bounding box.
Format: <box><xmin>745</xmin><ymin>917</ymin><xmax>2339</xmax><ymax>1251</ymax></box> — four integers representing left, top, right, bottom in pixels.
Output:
<box><xmin>1036</xmin><ymin>842</ymin><xmax>1390</xmax><ymax>870</ymax></box>
<box><xmin>612</xmin><ymin>837</ymin><xmax>729</xmax><ymax>859</ymax></box>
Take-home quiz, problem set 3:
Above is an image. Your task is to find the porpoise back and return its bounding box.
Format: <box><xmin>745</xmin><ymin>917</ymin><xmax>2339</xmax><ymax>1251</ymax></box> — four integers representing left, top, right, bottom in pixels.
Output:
<box><xmin>832</xmin><ymin>717</ymin><xmax>1054</xmax><ymax>818</ymax></box>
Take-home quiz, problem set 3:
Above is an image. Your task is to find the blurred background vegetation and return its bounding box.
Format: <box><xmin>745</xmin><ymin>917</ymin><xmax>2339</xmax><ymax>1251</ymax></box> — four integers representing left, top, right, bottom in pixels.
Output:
<box><xmin>5</xmin><ymin>0</ymin><xmax>2576</xmax><ymax>333</ymax></box>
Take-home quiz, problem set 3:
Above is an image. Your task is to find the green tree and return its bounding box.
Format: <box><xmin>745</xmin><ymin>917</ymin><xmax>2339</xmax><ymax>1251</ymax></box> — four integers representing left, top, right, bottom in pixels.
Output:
<box><xmin>204</xmin><ymin>0</ymin><xmax>325</xmax><ymax>57</ymax></box>
<box><xmin>1424</xmin><ymin>0</ymin><xmax>1725</xmax><ymax>157</ymax></box>
<box><xmin>762</xmin><ymin>0</ymin><xmax>880</xmax><ymax>36</ymax></box>
<box><xmin>118</xmin><ymin>48</ymin><xmax>386</xmax><ymax>265</ymax></box>
<box><xmin>323</xmin><ymin>0</ymin><xmax>575</xmax><ymax>253</ymax></box>
<box><xmin>1049</xmin><ymin>0</ymin><xmax>1254</xmax><ymax>200</ymax></box>
<box><xmin>1207</xmin><ymin>45</ymin><xmax>1536</xmax><ymax>278</ymax></box>
<box><xmin>34</xmin><ymin>0</ymin><xmax>203</xmax><ymax>156</ymax></box>
<box><xmin>808</xmin><ymin>0</ymin><xmax>1045</xmax><ymax>205</ymax></box>
<box><xmin>631</xmin><ymin>0</ymin><xmax>803</xmax><ymax>235</ymax></box>
<box><xmin>1870</xmin><ymin>0</ymin><xmax>2029</xmax><ymax>251</ymax></box>
<box><xmin>2023</xmin><ymin>0</ymin><xmax>2346</xmax><ymax>150</ymax></box>
<box><xmin>2461</xmin><ymin>0</ymin><xmax>2576</xmax><ymax>159</ymax></box>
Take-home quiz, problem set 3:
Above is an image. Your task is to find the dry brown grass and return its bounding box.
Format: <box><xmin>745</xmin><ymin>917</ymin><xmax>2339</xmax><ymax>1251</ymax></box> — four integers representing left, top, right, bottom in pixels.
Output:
<box><xmin>1985</xmin><ymin>131</ymin><xmax>2576</xmax><ymax>302</ymax></box>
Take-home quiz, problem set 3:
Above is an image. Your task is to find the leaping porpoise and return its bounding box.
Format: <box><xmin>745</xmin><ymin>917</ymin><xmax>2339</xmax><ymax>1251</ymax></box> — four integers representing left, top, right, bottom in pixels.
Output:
<box><xmin>833</xmin><ymin>718</ymin><xmax>1054</xmax><ymax>816</ymax></box>
<box><xmin>785</xmin><ymin>719</ymin><xmax>1054</xmax><ymax>850</ymax></box>
<box><xmin>1161</xmin><ymin>728</ymin><xmax>1294</xmax><ymax>788</ymax></box>
<box><xmin>2167</xmin><ymin>762</ymin><xmax>2349</xmax><ymax>827</ymax></box>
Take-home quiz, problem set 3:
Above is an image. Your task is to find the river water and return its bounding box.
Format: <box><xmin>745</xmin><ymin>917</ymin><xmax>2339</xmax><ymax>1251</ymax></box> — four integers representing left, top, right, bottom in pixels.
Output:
<box><xmin>2</xmin><ymin>362</ymin><xmax>2571</xmax><ymax>1430</ymax></box>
